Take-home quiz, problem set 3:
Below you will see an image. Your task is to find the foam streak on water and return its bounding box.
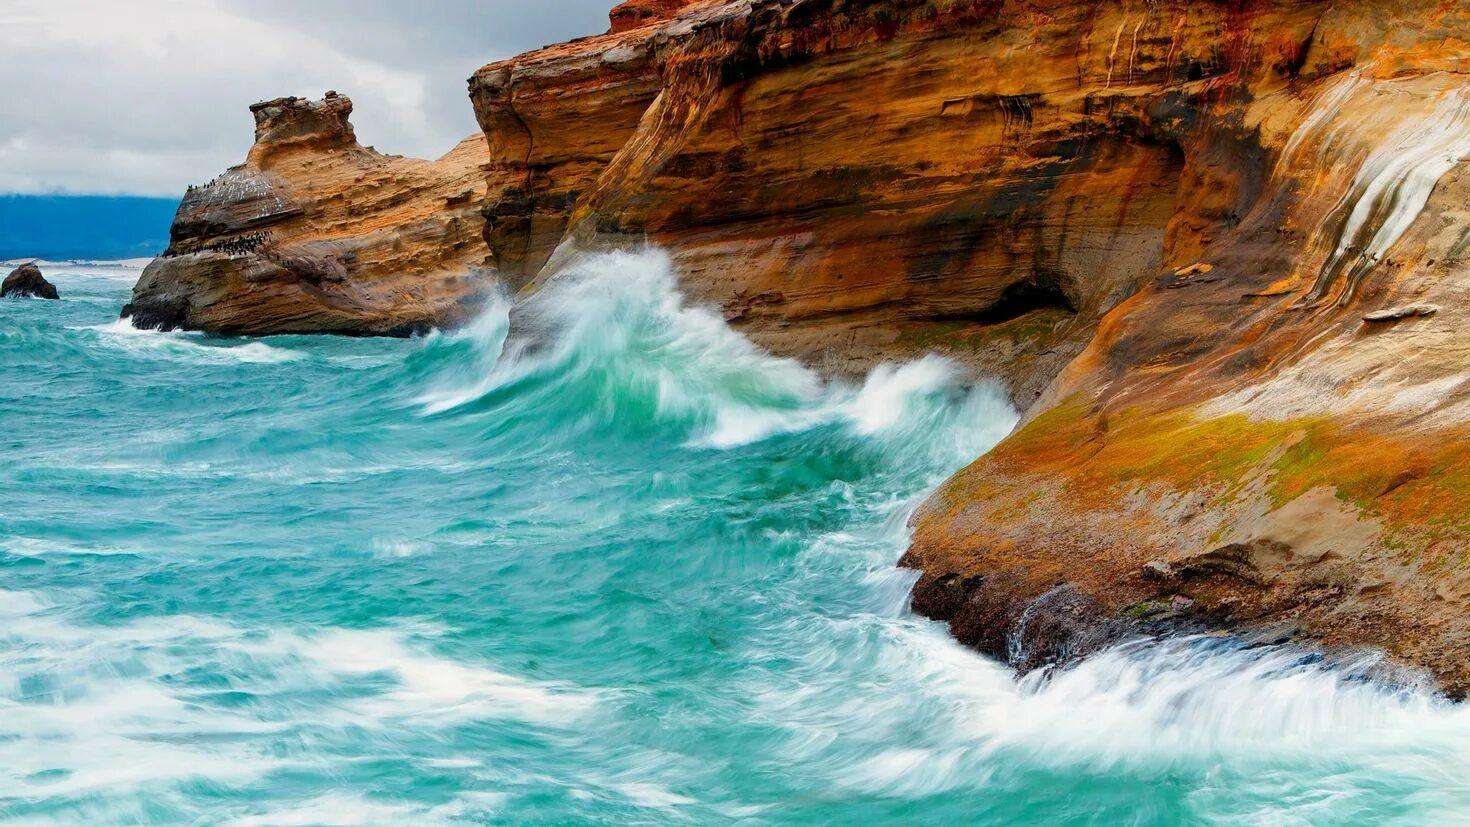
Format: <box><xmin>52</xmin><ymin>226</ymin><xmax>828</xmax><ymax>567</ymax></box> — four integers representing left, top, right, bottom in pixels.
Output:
<box><xmin>2</xmin><ymin>255</ymin><xmax>1469</xmax><ymax>824</ymax></box>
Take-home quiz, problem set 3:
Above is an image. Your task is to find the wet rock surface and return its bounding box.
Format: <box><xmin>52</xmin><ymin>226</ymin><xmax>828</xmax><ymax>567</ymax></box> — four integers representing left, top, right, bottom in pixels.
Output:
<box><xmin>906</xmin><ymin>570</ymin><xmax>1126</xmax><ymax>673</ymax></box>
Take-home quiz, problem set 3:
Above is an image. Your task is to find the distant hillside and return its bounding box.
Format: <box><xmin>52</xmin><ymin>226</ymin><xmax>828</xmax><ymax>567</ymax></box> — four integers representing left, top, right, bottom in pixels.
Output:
<box><xmin>0</xmin><ymin>195</ymin><xmax>179</xmax><ymax>261</ymax></box>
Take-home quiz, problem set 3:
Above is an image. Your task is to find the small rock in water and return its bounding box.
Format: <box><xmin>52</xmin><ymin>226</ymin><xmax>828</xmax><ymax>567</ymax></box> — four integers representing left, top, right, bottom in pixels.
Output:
<box><xmin>1362</xmin><ymin>303</ymin><xmax>1438</xmax><ymax>323</ymax></box>
<box><xmin>1</xmin><ymin>263</ymin><xmax>59</xmax><ymax>300</ymax></box>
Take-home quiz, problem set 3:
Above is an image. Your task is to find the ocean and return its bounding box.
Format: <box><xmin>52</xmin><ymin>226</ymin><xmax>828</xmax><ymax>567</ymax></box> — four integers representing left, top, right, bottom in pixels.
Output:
<box><xmin>2</xmin><ymin>252</ymin><xmax>1468</xmax><ymax>824</ymax></box>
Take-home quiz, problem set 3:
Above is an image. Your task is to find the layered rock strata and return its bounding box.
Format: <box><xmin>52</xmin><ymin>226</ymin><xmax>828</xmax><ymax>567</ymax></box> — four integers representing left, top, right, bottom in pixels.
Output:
<box><xmin>900</xmin><ymin>1</ymin><xmax>1470</xmax><ymax>695</ymax></box>
<box><xmin>472</xmin><ymin>0</ymin><xmax>1193</xmax><ymax>398</ymax></box>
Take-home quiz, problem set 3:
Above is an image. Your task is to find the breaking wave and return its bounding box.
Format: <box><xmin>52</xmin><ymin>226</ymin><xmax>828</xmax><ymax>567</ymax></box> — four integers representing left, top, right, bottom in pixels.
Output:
<box><xmin>415</xmin><ymin>248</ymin><xmax>1015</xmax><ymax>460</ymax></box>
<box><xmin>84</xmin><ymin>318</ymin><xmax>305</xmax><ymax>363</ymax></box>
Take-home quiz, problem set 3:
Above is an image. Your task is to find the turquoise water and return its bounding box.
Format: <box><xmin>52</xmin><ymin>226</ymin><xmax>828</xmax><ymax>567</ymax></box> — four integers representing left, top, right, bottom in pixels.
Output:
<box><xmin>3</xmin><ymin>252</ymin><xmax>1470</xmax><ymax>825</ymax></box>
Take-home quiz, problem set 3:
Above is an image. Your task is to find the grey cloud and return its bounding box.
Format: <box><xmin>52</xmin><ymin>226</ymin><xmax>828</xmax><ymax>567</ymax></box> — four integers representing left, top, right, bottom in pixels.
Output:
<box><xmin>0</xmin><ymin>0</ymin><xmax>614</xmax><ymax>196</ymax></box>
<box><xmin>222</xmin><ymin>0</ymin><xmax>614</xmax><ymax>65</ymax></box>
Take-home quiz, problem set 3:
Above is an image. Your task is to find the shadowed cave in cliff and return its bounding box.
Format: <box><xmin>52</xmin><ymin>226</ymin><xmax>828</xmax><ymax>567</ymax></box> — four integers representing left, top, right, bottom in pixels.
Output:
<box><xmin>969</xmin><ymin>272</ymin><xmax>1078</xmax><ymax>326</ymax></box>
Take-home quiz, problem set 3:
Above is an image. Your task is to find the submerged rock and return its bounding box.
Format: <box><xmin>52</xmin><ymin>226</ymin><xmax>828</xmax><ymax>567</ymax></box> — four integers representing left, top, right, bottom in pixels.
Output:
<box><xmin>2</xmin><ymin>263</ymin><xmax>58</xmax><ymax>300</ymax></box>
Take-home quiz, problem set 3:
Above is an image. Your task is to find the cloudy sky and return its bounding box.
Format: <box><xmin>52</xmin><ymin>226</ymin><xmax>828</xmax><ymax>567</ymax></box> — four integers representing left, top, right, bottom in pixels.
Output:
<box><xmin>0</xmin><ymin>0</ymin><xmax>613</xmax><ymax>196</ymax></box>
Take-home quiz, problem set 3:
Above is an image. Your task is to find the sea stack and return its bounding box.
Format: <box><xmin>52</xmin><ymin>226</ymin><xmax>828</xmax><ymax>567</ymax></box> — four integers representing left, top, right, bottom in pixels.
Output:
<box><xmin>1</xmin><ymin>263</ymin><xmax>58</xmax><ymax>299</ymax></box>
<box><xmin>120</xmin><ymin>92</ymin><xmax>491</xmax><ymax>336</ymax></box>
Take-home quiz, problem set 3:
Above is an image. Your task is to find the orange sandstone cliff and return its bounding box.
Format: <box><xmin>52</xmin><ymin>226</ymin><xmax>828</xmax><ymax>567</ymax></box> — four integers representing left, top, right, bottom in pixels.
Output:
<box><xmin>471</xmin><ymin>0</ymin><xmax>1186</xmax><ymax>398</ymax></box>
<box><xmin>127</xmin><ymin>0</ymin><xmax>1470</xmax><ymax>692</ymax></box>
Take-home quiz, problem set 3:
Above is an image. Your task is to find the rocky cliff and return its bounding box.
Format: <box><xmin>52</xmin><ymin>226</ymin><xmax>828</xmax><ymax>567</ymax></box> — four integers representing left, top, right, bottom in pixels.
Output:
<box><xmin>470</xmin><ymin>0</ymin><xmax>1191</xmax><ymax>398</ymax></box>
<box><xmin>129</xmin><ymin>0</ymin><xmax>1470</xmax><ymax>692</ymax></box>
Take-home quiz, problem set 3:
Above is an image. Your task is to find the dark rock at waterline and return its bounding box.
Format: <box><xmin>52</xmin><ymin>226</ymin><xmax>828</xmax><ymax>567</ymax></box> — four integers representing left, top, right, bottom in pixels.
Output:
<box><xmin>904</xmin><ymin>565</ymin><xmax>1127</xmax><ymax>673</ymax></box>
<box><xmin>902</xmin><ymin>555</ymin><xmax>1254</xmax><ymax>677</ymax></box>
<box><xmin>120</xmin><ymin>296</ymin><xmax>190</xmax><ymax>331</ymax></box>
<box><xmin>2</xmin><ymin>263</ymin><xmax>59</xmax><ymax>299</ymax></box>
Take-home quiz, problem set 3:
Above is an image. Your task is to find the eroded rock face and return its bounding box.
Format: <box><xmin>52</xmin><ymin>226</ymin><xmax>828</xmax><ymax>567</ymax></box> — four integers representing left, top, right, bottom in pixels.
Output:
<box><xmin>2</xmin><ymin>263</ymin><xmax>58</xmax><ymax>300</ymax></box>
<box><xmin>123</xmin><ymin>93</ymin><xmax>493</xmax><ymax>336</ymax></box>
<box><xmin>468</xmin><ymin>20</ymin><xmax>667</xmax><ymax>289</ymax></box>
<box><xmin>900</xmin><ymin>0</ymin><xmax>1470</xmax><ymax>694</ymax></box>
<box><xmin>609</xmin><ymin>0</ymin><xmax>699</xmax><ymax>33</ymax></box>
<box><xmin>477</xmin><ymin>0</ymin><xmax>1214</xmax><ymax>396</ymax></box>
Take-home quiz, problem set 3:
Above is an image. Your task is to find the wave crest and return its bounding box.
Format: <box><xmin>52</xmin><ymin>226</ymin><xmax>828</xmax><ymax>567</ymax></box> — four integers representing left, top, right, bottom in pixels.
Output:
<box><xmin>415</xmin><ymin>248</ymin><xmax>1016</xmax><ymax>458</ymax></box>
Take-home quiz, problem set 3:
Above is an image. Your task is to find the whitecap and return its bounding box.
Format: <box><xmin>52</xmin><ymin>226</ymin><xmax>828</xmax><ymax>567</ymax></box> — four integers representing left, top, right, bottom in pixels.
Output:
<box><xmin>223</xmin><ymin>793</ymin><xmax>421</xmax><ymax>826</ymax></box>
<box><xmin>225</xmin><ymin>790</ymin><xmax>510</xmax><ymax>827</ymax></box>
<box><xmin>749</xmin><ymin>607</ymin><xmax>1470</xmax><ymax>815</ymax></box>
<box><xmin>0</xmin><ymin>591</ymin><xmax>595</xmax><ymax>813</ymax></box>
<box><xmin>80</xmin><ymin>318</ymin><xmax>303</xmax><ymax>363</ymax></box>
<box><xmin>0</xmin><ymin>535</ymin><xmax>141</xmax><ymax>557</ymax></box>
<box><xmin>298</xmin><ymin>627</ymin><xmax>596</xmax><ymax>725</ymax></box>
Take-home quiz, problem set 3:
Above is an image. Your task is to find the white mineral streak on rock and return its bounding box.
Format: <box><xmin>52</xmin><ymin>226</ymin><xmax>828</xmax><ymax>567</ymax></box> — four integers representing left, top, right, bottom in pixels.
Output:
<box><xmin>1277</xmin><ymin>69</ymin><xmax>1365</xmax><ymax>181</ymax></box>
<box><xmin>1293</xmin><ymin>76</ymin><xmax>1470</xmax><ymax>306</ymax></box>
<box><xmin>1362</xmin><ymin>303</ymin><xmax>1439</xmax><ymax>323</ymax></box>
<box><xmin>1202</xmin><ymin>76</ymin><xmax>1470</xmax><ymax>426</ymax></box>
<box><xmin>186</xmin><ymin>169</ymin><xmax>294</xmax><ymax>222</ymax></box>
<box><xmin>1207</xmin><ymin>359</ymin><xmax>1470</xmax><ymax>422</ymax></box>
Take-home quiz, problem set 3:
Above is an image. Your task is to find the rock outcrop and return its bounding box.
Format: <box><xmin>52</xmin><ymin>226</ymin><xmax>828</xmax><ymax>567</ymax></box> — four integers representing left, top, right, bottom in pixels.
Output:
<box><xmin>124</xmin><ymin>93</ymin><xmax>492</xmax><ymax>335</ymax></box>
<box><xmin>2</xmin><ymin>263</ymin><xmax>58</xmax><ymax>299</ymax></box>
<box><xmin>130</xmin><ymin>0</ymin><xmax>1470</xmax><ymax>692</ymax></box>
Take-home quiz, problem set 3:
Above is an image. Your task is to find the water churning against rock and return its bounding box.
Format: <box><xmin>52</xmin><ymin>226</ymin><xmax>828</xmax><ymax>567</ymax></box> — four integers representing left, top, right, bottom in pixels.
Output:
<box><xmin>3</xmin><ymin>256</ymin><xmax>1470</xmax><ymax>824</ymax></box>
